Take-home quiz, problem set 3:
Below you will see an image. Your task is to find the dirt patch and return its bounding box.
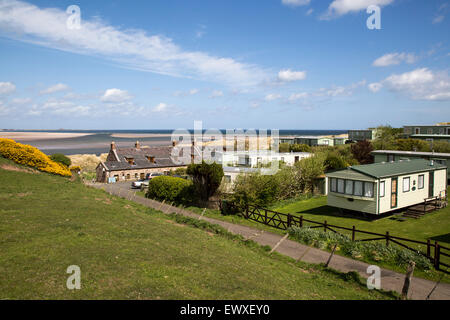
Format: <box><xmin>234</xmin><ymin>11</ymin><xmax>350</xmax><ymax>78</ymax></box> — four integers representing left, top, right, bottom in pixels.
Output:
<box><xmin>17</xmin><ymin>192</ymin><xmax>32</xmax><ymax>198</ymax></box>
<box><xmin>0</xmin><ymin>164</ymin><xmax>38</xmax><ymax>174</ymax></box>
<box><xmin>166</xmin><ymin>220</ymin><xmax>185</xmax><ymax>227</ymax></box>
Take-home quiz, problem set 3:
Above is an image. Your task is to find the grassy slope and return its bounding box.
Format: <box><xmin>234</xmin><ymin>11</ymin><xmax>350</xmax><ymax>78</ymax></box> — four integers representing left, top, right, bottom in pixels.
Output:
<box><xmin>0</xmin><ymin>157</ymin><xmax>392</xmax><ymax>300</ymax></box>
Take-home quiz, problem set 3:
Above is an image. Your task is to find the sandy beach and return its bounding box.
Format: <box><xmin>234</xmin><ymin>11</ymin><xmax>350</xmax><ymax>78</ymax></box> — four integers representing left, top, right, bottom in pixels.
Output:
<box><xmin>110</xmin><ymin>133</ymin><xmax>173</xmax><ymax>139</ymax></box>
<box><xmin>0</xmin><ymin>132</ymin><xmax>95</xmax><ymax>141</ymax></box>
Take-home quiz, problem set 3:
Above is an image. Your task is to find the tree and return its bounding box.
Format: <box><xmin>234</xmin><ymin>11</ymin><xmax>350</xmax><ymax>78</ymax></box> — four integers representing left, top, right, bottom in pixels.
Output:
<box><xmin>394</xmin><ymin>139</ymin><xmax>431</xmax><ymax>152</ymax></box>
<box><xmin>50</xmin><ymin>153</ymin><xmax>71</xmax><ymax>167</ymax></box>
<box><xmin>372</xmin><ymin>125</ymin><xmax>401</xmax><ymax>150</ymax></box>
<box><xmin>323</xmin><ymin>151</ymin><xmax>349</xmax><ymax>171</ymax></box>
<box><xmin>186</xmin><ymin>161</ymin><xmax>224</xmax><ymax>201</ymax></box>
<box><xmin>351</xmin><ymin>140</ymin><xmax>374</xmax><ymax>165</ymax></box>
<box><xmin>146</xmin><ymin>176</ymin><xmax>193</xmax><ymax>204</ymax></box>
<box><xmin>295</xmin><ymin>154</ymin><xmax>326</xmax><ymax>193</ymax></box>
<box><xmin>290</xmin><ymin>144</ymin><xmax>311</xmax><ymax>153</ymax></box>
<box><xmin>279</xmin><ymin>143</ymin><xmax>290</xmax><ymax>153</ymax></box>
<box><xmin>231</xmin><ymin>173</ymin><xmax>280</xmax><ymax>208</ymax></box>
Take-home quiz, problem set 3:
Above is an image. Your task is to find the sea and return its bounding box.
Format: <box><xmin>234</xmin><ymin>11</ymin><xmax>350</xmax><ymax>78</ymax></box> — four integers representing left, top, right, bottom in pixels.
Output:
<box><xmin>1</xmin><ymin>129</ymin><xmax>348</xmax><ymax>155</ymax></box>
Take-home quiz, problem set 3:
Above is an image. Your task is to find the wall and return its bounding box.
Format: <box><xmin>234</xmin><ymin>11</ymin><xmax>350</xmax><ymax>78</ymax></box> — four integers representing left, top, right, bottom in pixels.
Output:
<box><xmin>326</xmin><ymin>177</ymin><xmax>378</xmax><ymax>214</ymax></box>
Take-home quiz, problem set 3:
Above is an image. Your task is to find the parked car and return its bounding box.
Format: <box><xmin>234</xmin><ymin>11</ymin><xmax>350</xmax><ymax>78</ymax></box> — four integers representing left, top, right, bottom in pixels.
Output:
<box><xmin>131</xmin><ymin>179</ymin><xmax>149</xmax><ymax>189</ymax></box>
<box><xmin>145</xmin><ymin>172</ymin><xmax>163</xmax><ymax>180</ymax></box>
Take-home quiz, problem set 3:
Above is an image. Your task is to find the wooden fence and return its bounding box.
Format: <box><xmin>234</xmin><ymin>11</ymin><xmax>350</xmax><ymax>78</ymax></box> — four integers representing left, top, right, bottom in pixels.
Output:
<box><xmin>242</xmin><ymin>205</ymin><xmax>450</xmax><ymax>273</ymax></box>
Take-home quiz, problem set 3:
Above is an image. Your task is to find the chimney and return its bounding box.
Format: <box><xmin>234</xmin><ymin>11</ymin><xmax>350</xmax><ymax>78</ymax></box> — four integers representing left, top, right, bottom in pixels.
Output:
<box><xmin>135</xmin><ymin>141</ymin><xmax>141</xmax><ymax>150</ymax></box>
<box><xmin>111</xmin><ymin>141</ymin><xmax>116</xmax><ymax>151</ymax></box>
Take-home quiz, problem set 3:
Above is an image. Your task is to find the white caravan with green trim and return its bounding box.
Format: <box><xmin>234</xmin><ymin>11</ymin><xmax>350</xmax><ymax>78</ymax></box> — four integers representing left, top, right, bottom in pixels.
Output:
<box><xmin>326</xmin><ymin>159</ymin><xmax>447</xmax><ymax>215</ymax></box>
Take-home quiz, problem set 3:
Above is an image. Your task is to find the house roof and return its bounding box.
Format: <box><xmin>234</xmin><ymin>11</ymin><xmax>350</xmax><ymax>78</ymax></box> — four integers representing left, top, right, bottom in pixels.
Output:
<box><xmin>326</xmin><ymin>169</ymin><xmax>376</xmax><ymax>182</ymax></box>
<box><xmin>350</xmin><ymin>159</ymin><xmax>447</xmax><ymax>179</ymax></box>
<box><xmin>372</xmin><ymin>150</ymin><xmax>450</xmax><ymax>159</ymax></box>
<box><xmin>104</xmin><ymin>145</ymin><xmax>187</xmax><ymax>171</ymax></box>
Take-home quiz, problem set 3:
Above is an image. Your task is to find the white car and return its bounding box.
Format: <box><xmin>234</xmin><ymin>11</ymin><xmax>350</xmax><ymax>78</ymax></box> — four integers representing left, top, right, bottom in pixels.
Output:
<box><xmin>131</xmin><ymin>179</ymin><xmax>149</xmax><ymax>189</ymax></box>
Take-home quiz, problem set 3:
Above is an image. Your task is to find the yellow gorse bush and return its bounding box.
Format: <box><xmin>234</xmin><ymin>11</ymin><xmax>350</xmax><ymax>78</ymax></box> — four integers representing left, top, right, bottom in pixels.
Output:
<box><xmin>0</xmin><ymin>138</ymin><xmax>72</xmax><ymax>177</ymax></box>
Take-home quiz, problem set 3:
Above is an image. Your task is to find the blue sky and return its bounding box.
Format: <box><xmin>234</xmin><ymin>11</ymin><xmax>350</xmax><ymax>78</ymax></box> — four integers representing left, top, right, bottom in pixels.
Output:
<box><xmin>0</xmin><ymin>0</ymin><xmax>449</xmax><ymax>130</ymax></box>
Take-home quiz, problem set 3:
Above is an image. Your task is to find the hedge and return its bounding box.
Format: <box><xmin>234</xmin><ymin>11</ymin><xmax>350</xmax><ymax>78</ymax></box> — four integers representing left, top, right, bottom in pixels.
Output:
<box><xmin>146</xmin><ymin>175</ymin><xmax>193</xmax><ymax>204</ymax></box>
<box><xmin>0</xmin><ymin>138</ymin><xmax>72</xmax><ymax>177</ymax></box>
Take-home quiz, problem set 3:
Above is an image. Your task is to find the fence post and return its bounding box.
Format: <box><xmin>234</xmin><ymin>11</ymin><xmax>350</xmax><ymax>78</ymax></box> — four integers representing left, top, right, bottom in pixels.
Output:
<box><xmin>434</xmin><ymin>243</ymin><xmax>440</xmax><ymax>270</ymax></box>
<box><xmin>352</xmin><ymin>226</ymin><xmax>356</xmax><ymax>241</ymax></box>
<box><xmin>386</xmin><ymin>231</ymin><xmax>390</xmax><ymax>246</ymax></box>
<box><xmin>427</xmin><ymin>239</ymin><xmax>431</xmax><ymax>258</ymax></box>
<box><xmin>401</xmin><ymin>261</ymin><xmax>415</xmax><ymax>300</ymax></box>
<box><xmin>300</xmin><ymin>216</ymin><xmax>303</xmax><ymax>228</ymax></box>
<box><xmin>245</xmin><ymin>205</ymin><xmax>249</xmax><ymax>219</ymax></box>
<box><xmin>287</xmin><ymin>214</ymin><xmax>292</xmax><ymax>228</ymax></box>
<box><xmin>264</xmin><ymin>209</ymin><xmax>268</xmax><ymax>224</ymax></box>
<box><xmin>324</xmin><ymin>220</ymin><xmax>327</xmax><ymax>233</ymax></box>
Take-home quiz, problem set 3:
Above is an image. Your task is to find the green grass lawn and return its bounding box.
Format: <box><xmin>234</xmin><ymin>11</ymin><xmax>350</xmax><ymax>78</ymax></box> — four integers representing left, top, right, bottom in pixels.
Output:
<box><xmin>0</xmin><ymin>157</ymin><xmax>393</xmax><ymax>299</ymax></box>
<box><xmin>273</xmin><ymin>195</ymin><xmax>450</xmax><ymax>246</ymax></box>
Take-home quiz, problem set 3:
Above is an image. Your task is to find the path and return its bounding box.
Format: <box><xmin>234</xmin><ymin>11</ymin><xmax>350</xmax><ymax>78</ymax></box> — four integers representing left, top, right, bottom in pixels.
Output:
<box><xmin>88</xmin><ymin>181</ymin><xmax>450</xmax><ymax>300</ymax></box>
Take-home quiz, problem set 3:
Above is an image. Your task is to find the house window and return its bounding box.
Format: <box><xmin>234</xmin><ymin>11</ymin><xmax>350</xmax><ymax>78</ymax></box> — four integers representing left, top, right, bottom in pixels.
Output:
<box><xmin>147</xmin><ymin>156</ymin><xmax>155</xmax><ymax>163</ymax></box>
<box><xmin>403</xmin><ymin>177</ymin><xmax>410</xmax><ymax>192</ymax></box>
<box><xmin>345</xmin><ymin>180</ymin><xmax>353</xmax><ymax>195</ymax></box>
<box><xmin>439</xmin><ymin>128</ymin><xmax>444</xmax><ymax>135</ymax></box>
<box><xmin>380</xmin><ymin>181</ymin><xmax>385</xmax><ymax>197</ymax></box>
<box><xmin>330</xmin><ymin>178</ymin><xmax>337</xmax><ymax>192</ymax></box>
<box><xmin>337</xmin><ymin>179</ymin><xmax>345</xmax><ymax>193</ymax></box>
<box><xmin>427</xmin><ymin>129</ymin><xmax>433</xmax><ymax>134</ymax></box>
<box><xmin>415</xmin><ymin>127</ymin><xmax>420</xmax><ymax>134</ymax></box>
<box><xmin>126</xmin><ymin>157</ymin><xmax>135</xmax><ymax>165</ymax></box>
<box><xmin>387</xmin><ymin>154</ymin><xmax>395</xmax><ymax>162</ymax></box>
<box><xmin>135</xmin><ymin>173</ymin><xmax>138</xmax><ymax>179</ymax></box>
<box><xmin>354</xmin><ymin>181</ymin><xmax>363</xmax><ymax>196</ymax></box>
<box><xmin>364</xmin><ymin>182</ymin><xmax>374</xmax><ymax>198</ymax></box>
<box><xmin>126</xmin><ymin>173</ymin><xmax>130</xmax><ymax>180</ymax></box>
<box><xmin>418</xmin><ymin>175</ymin><xmax>424</xmax><ymax>189</ymax></box>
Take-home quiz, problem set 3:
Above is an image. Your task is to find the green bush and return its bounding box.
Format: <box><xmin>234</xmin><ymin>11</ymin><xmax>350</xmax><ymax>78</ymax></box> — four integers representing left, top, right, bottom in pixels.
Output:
<box><xmin>288</xmin><ymin>226</ymin><xmax>432</xmax><ymax>271</ymax></box>
<box><xmin>146</xmin><ymin>176</ymin><xmax>193</xmax><ymax>204</ymax></box>
<box><xmin>50</xmin><ymin>153</ymin><xmax>72</xmax><ymax>167</ymax></box>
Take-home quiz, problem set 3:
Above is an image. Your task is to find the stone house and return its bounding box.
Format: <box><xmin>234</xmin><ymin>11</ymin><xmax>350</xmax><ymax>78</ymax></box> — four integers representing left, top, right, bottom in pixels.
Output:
<box><xmin>96</xmin><ymin>141</ymin><xmax>189</xmax><ymax>183</ymax></box>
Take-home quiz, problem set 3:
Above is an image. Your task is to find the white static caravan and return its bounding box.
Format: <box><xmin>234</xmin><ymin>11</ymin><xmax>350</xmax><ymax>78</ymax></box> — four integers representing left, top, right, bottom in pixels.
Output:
<box><xmin>326</xmin><ymin>159</ymin><xmax>447</xmax><ymax>215</ymax></box>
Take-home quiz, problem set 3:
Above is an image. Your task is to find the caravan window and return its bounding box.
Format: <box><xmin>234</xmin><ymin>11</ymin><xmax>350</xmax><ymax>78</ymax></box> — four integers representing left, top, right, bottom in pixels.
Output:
<box><xmin>418</xmin><ymin>175</ymin><xmax>424</xmax><ymax>189</ymax></box>
<box><xmin>379</xmin><ymin>181</ymin><xmax>385</xmax><ymax>197</ymax></box>
<box><xmin>345</xmin><ymin>180</ymin><xmax>353</xmax><ymax>195</ymax></box>
<box><xmin>330</xmin><ymin>178</ymin><xmax>337</xmax><ymax>192</ymax></box>
<box><xmin>403</xmin><ymin>177</ymin><xmax>410</xmax><ymax>192</ymax></box>
<box><xmin>337</xmin><ymin>179</ymin><xmax>344</xmax><ymax>193</ymax></box>
<box><xmin>364</xmin><ymin>182</ymin><xmax>374</xmax><ymax>198</ymax></box>
<box><xmin>354</xmin><ymin>181</ymin><xmax>363</xmax><ymax>196</ymax></box>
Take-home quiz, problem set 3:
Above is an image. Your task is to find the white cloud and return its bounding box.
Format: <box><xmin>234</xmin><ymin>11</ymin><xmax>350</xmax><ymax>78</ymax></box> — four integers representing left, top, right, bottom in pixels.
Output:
<box><xmin>0</xmin><ymin>0</ymin><xmax>268</xmax><ymax>87</ymax></box>
<box><xmin>40</xmin><ymin>83</ymin><xmax>69</xmax><ymax>94</ymax></box>
<box><xmin>265</xmin><ymin>93</ymin><xmax>281</xmax><ymax>101</ymax></box>
<box><xmin>379</xmin><ymin>68</ymin><xmax>450</xmax><ymax>101</ymax></box>
<box><xmin>101</xmin><ymin>88</ymin><xmax>132</xmax><ymax>103</ymax></box>
<box><xmin>306</xmin><ymin>8</ymin><xmax>314</xmax><ymax>15</ymax></box>
<box><xmin>174</xmin><ymin>88</ymin><xmax>199</xmax><ymax>97</ymax></box>
<box><xmin>288</xmin><ymin>92</ymin><xmax>308</xmax><ymax>101</ymax></box>
<box><xmin>432</xmin><ymin>3</ymin><xmax>448</xmax><ymax>24</ymax></box>
<box><xmin>372</xmin><ymin>52</ymin><xmax>417</xmax><ymax>67</ymax></box>
<box><xmin>368</xmin><ymin>82</ymin><xmax>383</xmax><ymax>93</ymax></box>
<box><xmin>28</xmin><ymin>98</ymin><xmax>91</xmax><ymax>116</ymax></box>
<box><xmin>433</xmin><ymin>15</ymin><xmax>445</xmax><ymax>24</ymax></box>
<box><xmin>209</xmin><ymin>90</ymin><xmax>224</xmax><ymax>98</ymax></box>
<box><xmin>322</xmin><ymin>0</ymin><xmax>394</xmax><ymax>19</ymax></box>
<box><xmin>152</xmin><ymin>103</ymin><xmax>168</xmax><ymax>112</ymax></box>
<box><xmin>278</xmin><ymin>69</ymin><xmax>307</xmax><ymax>82</ymax></box>
<box><xmin>0</xmin><ymin>82</ymin><xmax>16</xmax><ymax>95</ymax></box>
<box><xmin>281</xmin><ymin>0</ymin><xmax>311</xmax><ymax>7</ymax></box>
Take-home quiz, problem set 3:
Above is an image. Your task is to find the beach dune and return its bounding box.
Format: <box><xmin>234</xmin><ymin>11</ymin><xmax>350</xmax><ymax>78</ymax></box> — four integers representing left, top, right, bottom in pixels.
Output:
<box><xmin>0</xmin><ymin>132</ymin><xmax>94</xmax><ymax>141</ymax></box>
